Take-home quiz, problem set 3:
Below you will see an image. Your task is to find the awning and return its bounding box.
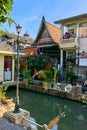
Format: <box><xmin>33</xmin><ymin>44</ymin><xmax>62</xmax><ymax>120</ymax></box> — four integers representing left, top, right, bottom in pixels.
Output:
<box><xmin>37</xmin><ymin>43</ymin><xmax>56</xmax><ymax>48</ymax></box>
<box><xmin>24</xmin><ymin>48</ymin><xmax>37</xmax><ymax>57</ymax></box>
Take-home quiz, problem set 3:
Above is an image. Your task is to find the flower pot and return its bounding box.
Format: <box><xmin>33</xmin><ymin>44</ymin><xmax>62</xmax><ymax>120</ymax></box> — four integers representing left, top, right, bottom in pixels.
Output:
<box><xmin>1</xmin><ymin>97</ymin><xmax>13</xmax><ymax>104</ymax></box>
<box><xmin>23</xmin><ymin>78</ymin><xmax>28</xmax><ymax>84</ymax></box>
<box><xmin>42</xmin><ymin>82</ymin><xmax>50</xmax><ymax>90</ymax></box>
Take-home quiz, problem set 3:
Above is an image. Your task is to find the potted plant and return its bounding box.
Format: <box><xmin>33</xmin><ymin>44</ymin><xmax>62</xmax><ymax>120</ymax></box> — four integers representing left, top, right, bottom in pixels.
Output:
<box><xmin>42</xmin><ymin>70</ymin><xmax>53</xmax><ymax>90</ymax></box>
<box><xmin>0</xmin><ymin>86</ymin><xmax>8</xmax><ymax>98</ymax></box>
<box><xmin>66</xmin><ymin>70</ymin><xmax>78</xmax><ymax>84</ymax></box>
<box><xmin>22</xmin><ymin>69</ymin><xmax>32</xmax><ymax>84</ymax></box>
<box><xmin>0</xmin><ymin>85</ymin><xmax>13</xmax><ymax>104</ymax></box>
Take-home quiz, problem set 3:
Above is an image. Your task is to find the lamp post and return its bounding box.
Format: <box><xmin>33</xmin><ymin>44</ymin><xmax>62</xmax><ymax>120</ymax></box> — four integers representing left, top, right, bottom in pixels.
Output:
<box><xmin>0</xmin><ymin>81</ymin><xmax>3</xmax><ymax>104</ymax></box>
<box><xmin>14</xmin><ymin>24</ymin><xmax>22</xmax><ymax>113</ymax></box>
<box><xmin>74</xmin><ymin>45</ymin><xmax>80</xmax><ymax>82</ymax></box>
<box><xmin>77</xmin><ymin>47</ymin><xmax>80</xmax><ymax>78</ymax></box>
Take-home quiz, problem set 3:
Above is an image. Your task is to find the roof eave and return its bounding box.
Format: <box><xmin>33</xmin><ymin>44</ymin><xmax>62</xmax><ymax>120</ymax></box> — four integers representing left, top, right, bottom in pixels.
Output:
<box><xmin>54</xmin><ymin>13</ymin><xmax>87</xmax><ymax>24</ymax></box>
<box><xmin>0</xmin><ymin>51</ymin><xmax>25</xmax><ymax>56</ymax></box>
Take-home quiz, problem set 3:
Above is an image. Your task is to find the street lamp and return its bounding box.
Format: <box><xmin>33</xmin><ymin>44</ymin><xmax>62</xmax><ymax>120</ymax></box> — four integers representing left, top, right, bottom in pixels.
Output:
<box><xmin>77</xmin><ymin>47</ymin><xmax>80</xmax><ymax>79</ymax></box>
<box><xmin>0</xmin><ymin>81</ymin><xmax>3</xmax><ymax>104</ymax></box>
<box><xmin>14</xmin><ymin>24</ymin><xmax>22</xmax><ymax>113</ymax></box>
<box><xmin>74</xmin><ymin>45</ymin><xmax>80</xmax><ymax>82</ymax></box>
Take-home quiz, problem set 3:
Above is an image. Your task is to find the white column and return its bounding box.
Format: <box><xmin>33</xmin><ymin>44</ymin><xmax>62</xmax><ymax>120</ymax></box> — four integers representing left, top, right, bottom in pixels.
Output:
<box><xmin>77</xmin><ymin>23</ymin><xmax>79</xmax><ymax>39</ymax></box>
<box><xmin>76</xmin><ymin>23</ymin><xmax>80</xmax><ymax>47</ymax></box>
<box><xmin>60</xmin><ymin>49</ymin><xmax>63</xmax><ymax>69</ymax></box>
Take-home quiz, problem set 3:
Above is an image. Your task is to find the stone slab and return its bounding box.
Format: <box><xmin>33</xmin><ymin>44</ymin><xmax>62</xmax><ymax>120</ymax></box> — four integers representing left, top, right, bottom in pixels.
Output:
<box><xmin>4</xmin><ymin>108</ymin><xmax>30</xmax><ymax>126</ymax></box>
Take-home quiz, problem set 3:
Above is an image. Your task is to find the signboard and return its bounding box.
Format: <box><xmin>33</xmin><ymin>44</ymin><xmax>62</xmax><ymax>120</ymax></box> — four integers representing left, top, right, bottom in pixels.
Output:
<box><xmin>79</xmin><ymin>58</ymin><xmax>87</xmax><ymax>66</ymax></box>
<box><xmin>5</xmin><ymin>71</ymin><xmax>11</xmax><ymax>80</ymax></box>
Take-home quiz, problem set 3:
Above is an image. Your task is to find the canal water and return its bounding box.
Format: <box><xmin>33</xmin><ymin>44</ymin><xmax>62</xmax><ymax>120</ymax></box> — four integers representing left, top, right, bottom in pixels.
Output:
<box><xmin>7</xmin><ymin>87</ymin><xmax>87</xmax><ymax>130</ymax></box>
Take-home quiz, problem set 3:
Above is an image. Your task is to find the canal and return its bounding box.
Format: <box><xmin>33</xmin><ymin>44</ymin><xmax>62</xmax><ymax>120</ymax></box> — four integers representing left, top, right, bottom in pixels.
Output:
<box><xmin>7</xmin><ymin>87</ymin><xmax>87</xmax><ymax>130</ymax></box>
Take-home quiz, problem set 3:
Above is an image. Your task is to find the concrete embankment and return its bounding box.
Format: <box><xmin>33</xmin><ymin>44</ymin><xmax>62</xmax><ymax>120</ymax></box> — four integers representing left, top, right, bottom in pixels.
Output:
<box><xmin>19</xmin><ymin>83</ymin><xmax>85</xmax><ymax>102</ymax></box>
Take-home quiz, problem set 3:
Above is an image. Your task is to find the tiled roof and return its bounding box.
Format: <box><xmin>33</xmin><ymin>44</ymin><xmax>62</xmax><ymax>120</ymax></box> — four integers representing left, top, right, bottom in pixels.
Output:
<box><xmin>46</xmin><ymin>22</ymin><xmax>61</xmax><ymax>43</ymax></box>
<box><xmin>0</xmin><ymin>44</ymin><xmax>13</xmax><ymax>52</ymax></box>
<box><xmin>24</xmin><ymin>48</ymin><xmax>37</xmax><ymax>57</ymax></box>
<box><xmin>34</xmin><ymin>16</ymin><xmax>61</xmax><ymax>45</ymax></box>
<box><xmin>4</xmin><ymin>32</ymin><xmax>34</xmax><ymax>44</ymax></box>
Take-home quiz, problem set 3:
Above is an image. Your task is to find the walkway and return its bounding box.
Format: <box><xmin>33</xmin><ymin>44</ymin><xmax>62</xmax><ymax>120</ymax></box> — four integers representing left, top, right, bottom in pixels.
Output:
<box><xmin>0</xmin><ymin>117</ymin><xmax>26</xmax><ymax>130</ymax></box>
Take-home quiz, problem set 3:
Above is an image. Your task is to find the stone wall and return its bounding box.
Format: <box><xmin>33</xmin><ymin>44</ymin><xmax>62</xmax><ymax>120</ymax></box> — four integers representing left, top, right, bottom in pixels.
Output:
<box><xmin>74</xmin><ymin>66</ymin><xmax>87</xmax><ymax>81</ymax></box>
<box><xmin>19</xmin><ymin>83</ymin><xmax>82</xmax><ymax>102</ymax></box>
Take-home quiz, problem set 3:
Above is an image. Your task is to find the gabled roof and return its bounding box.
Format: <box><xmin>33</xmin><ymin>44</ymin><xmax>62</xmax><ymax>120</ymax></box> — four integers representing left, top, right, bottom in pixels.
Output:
<box><xmin>45</xmin><ymin>22</ymin><xmax>61</xmax><ymax>43</ymax></box>
<box><xmin>34</xmin><ymin>16</ymin><xmax>61</xmax><ymax>44</ymax></box>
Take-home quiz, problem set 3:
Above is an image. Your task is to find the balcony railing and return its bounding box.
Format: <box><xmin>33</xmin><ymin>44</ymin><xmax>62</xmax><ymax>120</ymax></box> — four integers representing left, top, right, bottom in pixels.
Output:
<box><xmin>60</xmin><ymin>38</ymin><xmax>77</xmax><ymax>49</ymax></box>
<box><xmin>61</xmin><ymin>38</ymin><xmax>76</xmax><ymax>43</ymax></box>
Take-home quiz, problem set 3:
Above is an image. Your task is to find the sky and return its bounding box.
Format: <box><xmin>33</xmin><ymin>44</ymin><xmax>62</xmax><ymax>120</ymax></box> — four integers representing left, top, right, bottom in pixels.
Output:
<box><xmin>1</xmin><ymin>0</ymin><xmax>87</xmax><ymax>39</ymax></box>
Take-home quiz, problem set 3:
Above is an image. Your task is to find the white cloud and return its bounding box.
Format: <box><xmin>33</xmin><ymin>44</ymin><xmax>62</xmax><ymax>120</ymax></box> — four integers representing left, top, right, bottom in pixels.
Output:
<box><xmin>19</xmin><ymin>16</ymin><xmax>38</xmax><ymax>25</ymax></box>
<box><xmin>29</xmin><ymin>16</ymin><xmax>38</xmax><ymax>21</ymax></box>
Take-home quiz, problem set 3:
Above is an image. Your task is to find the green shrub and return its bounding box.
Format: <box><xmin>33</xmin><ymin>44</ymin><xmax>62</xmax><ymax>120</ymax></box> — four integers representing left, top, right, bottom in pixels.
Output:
<box><xmin>22</xmin><ymin>69</ymin><xmax>32</xmax><ymax>81</ymax></box>
<box><xmin>66</xmin><ymin>71</ymin><xmax>78</xmax><ymax>83</ymax></box>
<box><xmin>44</xmin><ymin>70</ymin><xmax>53</xmax><ymax>83</ymax></box>
<box><xmin>0</xmin><ymin>86</ymin><xmax>8</xmax><ymax>97</ymax></box>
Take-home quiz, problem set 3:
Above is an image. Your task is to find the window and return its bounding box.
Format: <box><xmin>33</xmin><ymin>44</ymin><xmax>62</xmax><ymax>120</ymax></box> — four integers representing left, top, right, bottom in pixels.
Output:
<box><xmin>4</xmin><ymin>56</ymin><xmax>12</xmax><ymax>81</ymax></box>
<box><xmin>79</xmin><ymin>22</ymin><xmax>87</xmax><ymax>27</ymax></box>
<box><xmin>68</xmin><ymin>29</ymin><xmax>74</xmax><ymax>34</ymax></box>
<box><xmin>79</xmin><ymin>22</ymin><xmax>87</xmax><ymax>37</ymax></box>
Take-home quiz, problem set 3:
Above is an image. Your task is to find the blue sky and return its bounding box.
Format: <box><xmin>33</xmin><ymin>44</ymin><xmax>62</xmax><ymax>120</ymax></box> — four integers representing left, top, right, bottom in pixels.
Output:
<box><xmin>1</xmin><ymin>0</ymin><xmax>87</xmax><ymax>39</ymax></box>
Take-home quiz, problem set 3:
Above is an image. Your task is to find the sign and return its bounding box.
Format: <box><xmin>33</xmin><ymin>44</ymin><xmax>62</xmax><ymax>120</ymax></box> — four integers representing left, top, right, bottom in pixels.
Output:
<box><xmin>79</xmin><ymin>58</ymin><xmax>87</xmax><ymax>66</ymax></box>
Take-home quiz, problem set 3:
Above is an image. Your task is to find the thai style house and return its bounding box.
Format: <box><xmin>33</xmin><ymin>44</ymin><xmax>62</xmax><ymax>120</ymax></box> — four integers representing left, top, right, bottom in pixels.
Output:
<box><xmin>34</xmin><ymin>16</ymin><xmax>61</xmax><ymax>67</ymax></box>
<box><xmin>54</xmin><ymin>13</ymin><xmax>87</xmax><ymax>78</ymax></box>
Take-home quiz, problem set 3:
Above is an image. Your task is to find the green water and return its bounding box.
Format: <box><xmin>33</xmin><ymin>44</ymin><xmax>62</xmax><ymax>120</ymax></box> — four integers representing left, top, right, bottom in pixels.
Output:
<box><xmin>7</xmin><ymin>87</ymin><xmax>87</xmax><ymax>130</ymax></box>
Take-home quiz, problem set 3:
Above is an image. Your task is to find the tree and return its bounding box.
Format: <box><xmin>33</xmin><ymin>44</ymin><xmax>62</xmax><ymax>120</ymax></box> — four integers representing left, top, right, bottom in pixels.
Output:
<box><xmin>27</xmin><ymin>55</ymin><xmax>48</xmax><ymax>76</ymax></box>
<box><xmin>28</xmin><ymin>55</ymin><xmax>47</xmax><ymax>70</ymax></box>
<box><xmin>0</xmin><ymin>0</ymin><xmax>15</xmax><ymax>35</ymax></box>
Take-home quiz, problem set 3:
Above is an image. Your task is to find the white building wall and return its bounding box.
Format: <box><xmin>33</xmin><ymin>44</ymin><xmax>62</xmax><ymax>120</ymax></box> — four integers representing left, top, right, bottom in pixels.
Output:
<box><xmin>0</xmin><ymin>55</ymin><xmax>4</xmax><ymax>81</ymax></box>
<box><xmin>79</xmin><ymin>38</ymin><xmax>87</xmax><ymax>53</ymax></box>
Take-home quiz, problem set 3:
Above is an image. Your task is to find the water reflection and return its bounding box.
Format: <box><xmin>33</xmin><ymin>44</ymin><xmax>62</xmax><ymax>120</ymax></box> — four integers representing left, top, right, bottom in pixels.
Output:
<box><xmin>7</xmin><ymin>88</ymin><xmax>87</xmax><ymax>130</ymax></box>
<box><xmin>51</xmin><ymin>125</ymin><xmax>58</xmax><ymax>130</ymax></box>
